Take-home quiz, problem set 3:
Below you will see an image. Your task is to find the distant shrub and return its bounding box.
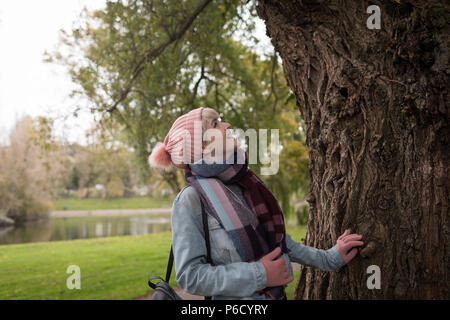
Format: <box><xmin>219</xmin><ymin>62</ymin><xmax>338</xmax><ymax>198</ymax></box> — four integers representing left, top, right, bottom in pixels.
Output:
<box><xmin>6</xmin><ymin>197</ymin><xmax>53</xmax><ymax>223</ymax></box>
<box><xmin>0</xmin><ymin>116</ymin><xmax>67</xmax><ymax>223</ymax></box>
<box><xmin>105</xmin><ymin>176</ymin><xmax>125</xmax><ymax>199</ymax></box>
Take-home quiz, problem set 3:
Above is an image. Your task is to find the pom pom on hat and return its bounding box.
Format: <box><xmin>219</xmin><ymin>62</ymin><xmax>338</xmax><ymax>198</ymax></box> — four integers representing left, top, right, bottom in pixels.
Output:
<box><xmin>149</xmin><ymin>107</ymin><xmax>204</xmax><ymax>170</ymax></box>
<box><xmin>148</xmin><ymin>142</ymin><xmax>172</xmax><ymax>169</ymax></box>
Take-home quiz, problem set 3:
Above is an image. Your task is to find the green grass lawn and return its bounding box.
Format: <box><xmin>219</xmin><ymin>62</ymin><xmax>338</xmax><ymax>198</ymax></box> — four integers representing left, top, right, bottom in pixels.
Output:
<box><xmin>52</xmin><ymin>197</ymin><xmax>174</xmax><ymax>211</ymax></box>
<box><xmin>0</xmin><ymin>225</ymin><xmax>306</xmax><ymax>300</ymax></box>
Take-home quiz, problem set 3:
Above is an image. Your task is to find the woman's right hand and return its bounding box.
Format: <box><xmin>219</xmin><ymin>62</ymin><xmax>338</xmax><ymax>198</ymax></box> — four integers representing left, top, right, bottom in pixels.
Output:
<box><xmin>260</xmin><ymin>247</ymin><xmax>294</xmax><ymax>287</ymax></box>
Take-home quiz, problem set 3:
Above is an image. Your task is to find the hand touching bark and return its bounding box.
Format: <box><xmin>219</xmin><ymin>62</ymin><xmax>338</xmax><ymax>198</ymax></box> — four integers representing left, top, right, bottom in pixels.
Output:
<box><xmin>260</xmin><ymin>247</ymin><xmax>294</xmax><ymax>287</ymax></box>
<box><xmin>336</xmin><ymin>229</ymin><xmax>364</xmax><ymax>263</ymax></box>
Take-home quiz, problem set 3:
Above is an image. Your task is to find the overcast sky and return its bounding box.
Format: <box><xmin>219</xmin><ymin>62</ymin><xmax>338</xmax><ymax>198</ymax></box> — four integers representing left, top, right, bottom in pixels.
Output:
<box><xmin>0</xmin><ymin>1</ymin><xmax>272</xmax><ymax>146</ymax></box>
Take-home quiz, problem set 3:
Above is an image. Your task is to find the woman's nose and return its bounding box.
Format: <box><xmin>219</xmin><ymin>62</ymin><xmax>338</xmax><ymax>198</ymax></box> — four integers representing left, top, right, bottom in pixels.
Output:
<box><xmin>222</xmin><ymin>122</ymin><xmax>231</xmax><ymax>130</ymax></box>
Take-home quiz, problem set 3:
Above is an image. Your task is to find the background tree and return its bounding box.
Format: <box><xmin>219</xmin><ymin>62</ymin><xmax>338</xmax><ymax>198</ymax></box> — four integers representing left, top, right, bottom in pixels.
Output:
<box><xmin>0</xmin><ymin>116</ymin><xmax>70</xmax><ymax>222</ymax></box>
<box><xmin>46</xmin><ymin>0</ymin><xmax>310</xmax><ymax>218</ymax></box>
<box><xmin>67</xmin><ymin>121</ymin><xmax>140</xmax><ymax>199</ymax></box>
<box><xmin>256</xmin><ymin>0</ymin><xmax>449</xmax><ymax>299</ymax></box>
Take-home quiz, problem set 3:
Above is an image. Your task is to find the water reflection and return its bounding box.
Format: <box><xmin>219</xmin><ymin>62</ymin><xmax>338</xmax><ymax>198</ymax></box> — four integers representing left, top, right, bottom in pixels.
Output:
<box><xmin>0</xmin><ymin>214</ymin><xmax>171</xmax><ymax>245</ymax></box>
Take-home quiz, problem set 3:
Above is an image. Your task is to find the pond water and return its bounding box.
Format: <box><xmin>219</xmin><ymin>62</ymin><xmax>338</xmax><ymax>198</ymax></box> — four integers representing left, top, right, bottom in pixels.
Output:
<box><xmin>0</xmin><ymin>213</ymin><xmax>171</xmax><ymax>245</ymax></box>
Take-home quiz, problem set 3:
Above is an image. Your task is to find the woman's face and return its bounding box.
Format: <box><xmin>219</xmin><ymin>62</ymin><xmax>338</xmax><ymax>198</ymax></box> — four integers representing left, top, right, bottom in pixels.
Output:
<box><xmin>203</xmin><ymin>115</ymin><xmax>238</xmax><ymax>161</ymax></box>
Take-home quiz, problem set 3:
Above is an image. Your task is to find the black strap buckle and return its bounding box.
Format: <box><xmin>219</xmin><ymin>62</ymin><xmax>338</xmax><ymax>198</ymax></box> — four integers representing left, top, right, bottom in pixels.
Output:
<box><xmin>148</xmin><ymin>276</ymin><xmax>165</xmax><ymax>290</ymax></box>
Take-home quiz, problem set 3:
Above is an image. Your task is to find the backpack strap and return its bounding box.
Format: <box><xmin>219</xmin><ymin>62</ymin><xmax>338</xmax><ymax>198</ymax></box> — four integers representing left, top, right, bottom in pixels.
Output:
<box><xmin>200</xmin><ymin>199</ymin><xmax>212</xmax><ymax>267</ymax></box>
<box><xmin>165</xmin><ymin>247</ymin><xmax>174</xmax><ymax>283</ymax></box>
<box><xmin>165</xmin><ymin>196</ymin><xmax>212</xmax><ymax>299</ymax></box>
<box><xmin>200</xmin><ymin>198</ymin><xmax>212</xmax><ymax>300</ymax></box>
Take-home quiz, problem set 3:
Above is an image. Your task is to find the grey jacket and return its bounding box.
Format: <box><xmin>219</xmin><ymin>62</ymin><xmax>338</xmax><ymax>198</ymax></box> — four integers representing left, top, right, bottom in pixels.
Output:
<box><xmin>171</xmin><ymin>159</ymin><xmax>346</xmax><ymax>300</ymax></box>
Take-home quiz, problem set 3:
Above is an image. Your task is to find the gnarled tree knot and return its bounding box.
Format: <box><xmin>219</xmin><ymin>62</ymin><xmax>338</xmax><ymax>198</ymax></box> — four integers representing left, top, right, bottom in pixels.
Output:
<box><xmin>360</xmin><ymin>241</ymin><xmax>377</xmax><ymax>258</ymax></box>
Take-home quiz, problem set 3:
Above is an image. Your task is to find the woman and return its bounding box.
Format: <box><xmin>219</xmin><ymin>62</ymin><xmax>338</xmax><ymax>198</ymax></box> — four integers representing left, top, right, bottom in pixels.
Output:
<box><xmin>149</xmin><ymin>107</ymin><xmax>364</xmax><ymax>300</ymax></box>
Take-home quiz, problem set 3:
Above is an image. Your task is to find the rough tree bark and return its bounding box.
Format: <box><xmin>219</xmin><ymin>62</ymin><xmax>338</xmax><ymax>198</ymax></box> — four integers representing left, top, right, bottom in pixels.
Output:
<box><xmin>256</xmin><ymin>0</ymin><xmax>449</xmax><ymax>299</ymax></box>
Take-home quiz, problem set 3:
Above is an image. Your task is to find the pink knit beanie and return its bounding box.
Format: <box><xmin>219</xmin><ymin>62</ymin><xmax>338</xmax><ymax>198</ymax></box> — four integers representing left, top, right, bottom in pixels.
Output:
<box><xmin>148</xmin><ymin>107</ymin><xmax>204</xmax><ymax>170</ymax></box>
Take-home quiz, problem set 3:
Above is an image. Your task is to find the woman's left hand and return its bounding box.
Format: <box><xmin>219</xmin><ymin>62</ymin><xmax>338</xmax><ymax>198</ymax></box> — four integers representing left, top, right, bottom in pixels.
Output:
<box><xmin>336</xmin><ymin>229</ymin><xmax>364</xmax><ymax>263</ymax></box>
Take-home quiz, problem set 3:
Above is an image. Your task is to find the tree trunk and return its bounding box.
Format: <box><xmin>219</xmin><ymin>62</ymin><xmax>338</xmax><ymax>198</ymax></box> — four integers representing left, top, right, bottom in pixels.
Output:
<box><xmin>256</xmin><ymin>0</ymin><xmax>449</xmax><ymax>299</ymax></box>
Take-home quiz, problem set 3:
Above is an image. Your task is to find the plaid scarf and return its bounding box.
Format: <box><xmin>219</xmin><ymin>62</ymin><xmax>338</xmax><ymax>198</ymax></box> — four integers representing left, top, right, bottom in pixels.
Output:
<box><xmin>184</xmin><ymin>149</ymin><xmax>287</xmax><ymax>300</ymax></box>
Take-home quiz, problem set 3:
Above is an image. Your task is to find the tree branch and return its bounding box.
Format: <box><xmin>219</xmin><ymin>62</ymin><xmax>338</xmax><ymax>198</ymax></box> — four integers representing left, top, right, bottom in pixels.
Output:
<box><xmin>267</xmin><ymin>49</ymin><xmax>279</xmax><ymax>116</ymax></box>
<box><xmin>106</xmin><ymin>0</ymin><xmax>213</xmax><ymax>114</ymax></box>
